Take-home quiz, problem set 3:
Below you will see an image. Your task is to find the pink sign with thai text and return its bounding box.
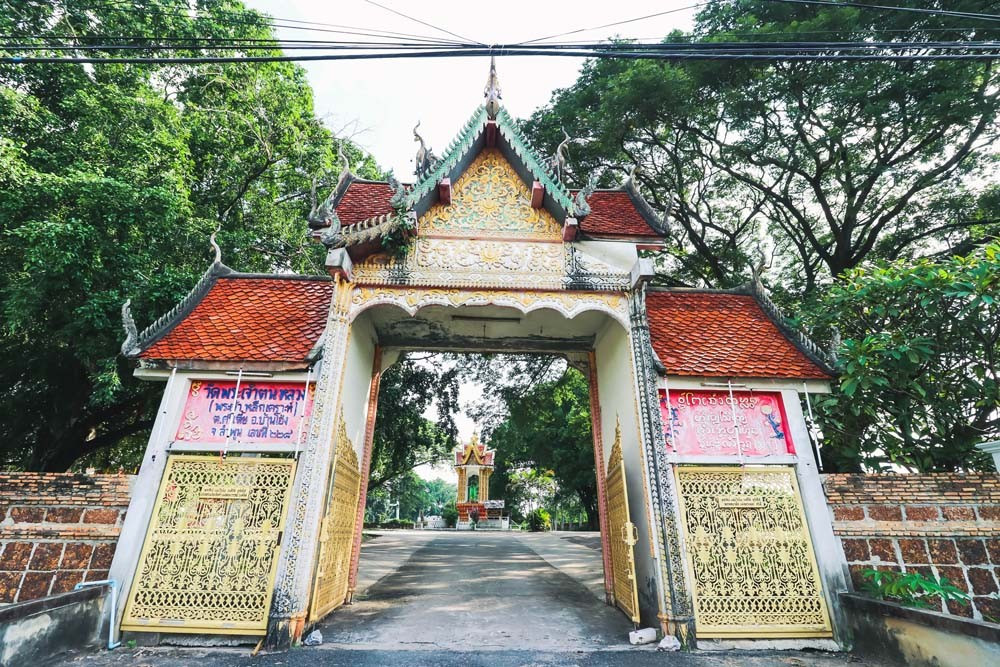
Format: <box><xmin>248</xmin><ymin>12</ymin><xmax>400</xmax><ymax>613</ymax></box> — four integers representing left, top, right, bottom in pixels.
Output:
<box><xmin>658</xmin><ymin>389</ymin><xmax>794</xmax><ymax>457</ymax></box>
<box><xmin>175</xmin><ymin>380</ymin><xmax>314</xmax><ymax>445</ymax></box>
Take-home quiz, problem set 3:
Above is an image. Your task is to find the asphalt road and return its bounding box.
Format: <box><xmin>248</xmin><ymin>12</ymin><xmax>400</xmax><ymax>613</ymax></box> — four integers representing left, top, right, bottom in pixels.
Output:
<box><xmin>51</xmin><ymin>531</ymin><xmax>881</xmax><ymax>666</ymax></box>
<box><xmin>51</xmin><ymin>646</ymin><xmax>869</xmax><ymax>666</ymax></box>
<box><xmin>318</xmin><ymin>531</ymin><xmax>634</xmax><ymax>651</ymax></box>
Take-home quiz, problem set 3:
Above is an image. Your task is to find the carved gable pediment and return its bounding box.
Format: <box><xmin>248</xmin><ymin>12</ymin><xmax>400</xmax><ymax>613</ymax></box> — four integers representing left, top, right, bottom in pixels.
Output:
<box><xmin>419</xmin><ymin>148</ymin><xmax>561</xmax><ymax>241</ymax></box>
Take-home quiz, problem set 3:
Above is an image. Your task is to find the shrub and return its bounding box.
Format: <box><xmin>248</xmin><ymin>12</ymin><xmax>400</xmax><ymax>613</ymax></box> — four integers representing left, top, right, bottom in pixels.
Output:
<box><xmin>527</xmin><ymin>508</ymin><xmax>551</xmax><ymax>532</ymax></box>
<box><xmin>861</xmin><ymin>569</ymin><xmax>969</xmax><ymax>610</ymax></box>
<box><xmin>442</xmin><ymin>502</ymin><xmax>458</xmax><ymax>528</ymax></box>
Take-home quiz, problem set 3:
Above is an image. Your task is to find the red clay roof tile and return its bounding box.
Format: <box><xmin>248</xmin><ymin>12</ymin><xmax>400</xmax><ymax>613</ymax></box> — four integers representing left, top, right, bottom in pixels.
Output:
<box><xmin>646</xmin><ymin>291</ymin><xmax>830</xmax><ymax>379</ymax></box>
<box><xmin>338</xmin><ymin>180</ymin><xmax>662</xmax><ymax>239</ymax></box>
<box><xmin>141</xmin><ymin>277</ymin><xmax>333</xmax><ymax>362</ymax></box>
<box><xmin>574</xmin><ymin>190</ymin><xmax>661</xmax><ymax>237</ymax></box>
<box><xmin>335</xmin><ymin>181</ymin><xmax>395</xmax><ymax>225</ymax></box>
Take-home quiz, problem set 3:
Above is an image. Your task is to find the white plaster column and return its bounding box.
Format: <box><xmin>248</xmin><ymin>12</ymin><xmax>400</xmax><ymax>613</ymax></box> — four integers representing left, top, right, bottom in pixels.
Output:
<box><xmin>626</xmin><ymin>286</ymin><xmax>696</xmax><ymax>645</ymax></box>
<box><xmin>782</xmin><ymin>388</ymin><xmax>852</xmax><ymax>647</ymax></box>
<box><xmin>976</xmin><ymin>441</ymin><xmax>1000</xmax><ymax>471</ymax></box>
<box><xmin>106</xmin><ymin>369</ymin><xmax>187</xmax><ymax>634</ymax></box>
<box><xmin>267</xmin><ymin>279</ymin><xmax>354</xmax><ymax>644</ymax></box>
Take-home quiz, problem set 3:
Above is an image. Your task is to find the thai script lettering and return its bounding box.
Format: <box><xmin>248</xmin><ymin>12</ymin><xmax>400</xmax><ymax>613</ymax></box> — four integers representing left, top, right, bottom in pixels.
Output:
<box><xmin>659</xmin><ymin>389</ymin><xmax>794</xmax><ymax>457</ymax></box>
<box><xmin>175</xmin><ymin>381</ymin><xmax>314</xmax><ymax>445</ymax></box>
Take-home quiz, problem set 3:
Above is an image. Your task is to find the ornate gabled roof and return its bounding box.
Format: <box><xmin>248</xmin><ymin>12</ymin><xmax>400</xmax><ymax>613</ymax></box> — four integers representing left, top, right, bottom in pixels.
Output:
<box><xmin>399</xmin><ymin>105</ymin><xmax>579</xmax><ymax>224</ymax></box>
<box><xmin>123</xmin><ymin>266</ymin><xmax>332</xmax><ymax>365</ymax></box>
<box><xmin>572</xmin><ymin>189</ymin><xmax>665</xmax><ymax>238</ymax></box>
<box><xmin>645</xmin><ymin>285</ymin><xmax>835</xmax><ymax>380</ymax></box>
<box><xmin>307</xmin><ymin>62</ymin><xmax>667</xmax><ymax>252</ymax></box>
<box><xmin>493</xmin><ymin>107</ymin><xmax>577</xmax><ymax>215</ymax></box>
<box><xmin>329</xmin><ymin>179</ymin><xmax>396</xmax><ymax>226</ymax></box>
<box><xmin>323</xmin><ymin>124</ymin><xmax>669</xmax><ymax>247</ymax></box>
<box><xmin>455</xmin><ymin>442</ymin><xmax>495</xmax><ymax>467</ymax></box>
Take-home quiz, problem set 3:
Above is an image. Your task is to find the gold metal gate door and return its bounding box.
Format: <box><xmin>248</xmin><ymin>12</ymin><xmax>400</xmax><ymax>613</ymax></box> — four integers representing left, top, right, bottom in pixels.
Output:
<box><xmin>121</xmin><ymin>455</ymin><xmax>296</xmax><ymax>635</ymax></box>
<box><xmin>605</xmin><ymin>422</ymin><xmax>640</xmax><ymax>623</ymax></box>
<box><xmin>675</xmin><ymin>466</ymin><xmax>832</xmax><ymax>638</ymax></box>
<box><xmin>310</xmin><ymin>420</ymin><xmax>362</xmax><ymax>621</ymax></box>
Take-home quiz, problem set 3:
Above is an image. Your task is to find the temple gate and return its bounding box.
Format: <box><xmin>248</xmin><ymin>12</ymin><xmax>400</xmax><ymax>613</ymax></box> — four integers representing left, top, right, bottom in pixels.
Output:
<box><xmin>110</xmin><ymin>61</ymin><xmax>849</xmax><ymax>649</ymax></box>
<box><xmin>310</xmin><ymin>417</ymin><xmax>362</xmax><ymax>620</ymax></box>
<box><xmin>606</xmin><ymin>420</ymin><xmax>641</xmax><ymax>624</ymax></box>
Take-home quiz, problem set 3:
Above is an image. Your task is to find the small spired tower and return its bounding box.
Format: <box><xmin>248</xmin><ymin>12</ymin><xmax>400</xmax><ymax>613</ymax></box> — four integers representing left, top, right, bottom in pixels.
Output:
<box><xmin>454</xmin><ymin>434</ymin><xmax>506</xmax><ymax>529</ymax></box>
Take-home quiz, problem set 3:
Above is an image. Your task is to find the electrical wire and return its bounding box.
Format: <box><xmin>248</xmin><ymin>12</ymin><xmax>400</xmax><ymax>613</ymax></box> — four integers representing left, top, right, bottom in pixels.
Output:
<box><xmin>362</xmin><ymin>0</ymin><xmax>483</xmax><ymax>45</ymax></box>
<box><xmin>762</xmin><ymin>0</ymin><xmax>1000</xmax><ymax>23</ymax></box>
<box><xmin>6</xmin><ymin>40</ymin><xmax>1000</xmax><ymax>54</ymax></box>
<box><xmin>522</xmin><ymin>4</ymin><xmax>708</xmax><ymax>44</ymax></box>
<box><xmin>64</xmin><ymin>0</ymin><xmax>466</xmax><ymax>45</ymax></box>
<box><xmin>8</xmin><ymin>2</ymin><xmax>1000</xmax><ymax>65</ymax></box>
<box><xmin>1</xmin><ymin>42</ymin><xmax>475</xmax><ymax>51</ymax></box>
<box><xmin>7</xmin><ymin>47</ymin><xmax>1000</xmax><ymax>65</ymax></box>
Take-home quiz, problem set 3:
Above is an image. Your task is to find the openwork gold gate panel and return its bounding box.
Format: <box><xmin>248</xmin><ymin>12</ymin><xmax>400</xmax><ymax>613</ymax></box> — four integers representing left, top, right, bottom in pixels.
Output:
<box><xmin>675</xmin><ymin>466</ymin><xmax>832</xmax><ymax>638</ymax></box>
<box><xmin>121</xmin><ymin>455</ymin><xmax>296</xmax><ymax>635</ymax></box>
<box><xmin>605</xmin><ymin>420</ymin><xmax>640</xmax><ymax>623</ymax></box>
<box><xmin>310</xmin><ymin>419</ymin><xmax>361</xmax><ymax>621</ymax></box>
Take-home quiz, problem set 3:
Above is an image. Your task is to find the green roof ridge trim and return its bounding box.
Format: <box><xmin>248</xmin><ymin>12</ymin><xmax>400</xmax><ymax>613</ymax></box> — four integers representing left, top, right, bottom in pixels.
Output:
<box><xmin>494</xmin><ymin>107</ymin><xmax>575</xmax><ymax>213</ymax></box>
<box><xmin>403</xmin><ymin>105</ymin><xmax>576</xmax><ymax>215</ymax></box>
<box><xmin>406</xmin><ymin>106</ymin><xmax>489</xmax><ymax>207</ymax></box>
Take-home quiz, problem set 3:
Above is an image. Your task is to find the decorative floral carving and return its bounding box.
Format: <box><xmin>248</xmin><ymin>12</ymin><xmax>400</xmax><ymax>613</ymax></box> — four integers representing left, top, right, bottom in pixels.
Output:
<box><xmin>349</xmin><ymin>286</ymin><xmax>629</xmax><ymax>326</ymax></box>
<box><xmin>675</xmin><ymin>467</ymin><xmax>832</xmax><ymax>637</ymax></box>
<box><xmin>419</xmin><ymin>149</ymin><xmax>561</xmax><ymax>240</ymax></box>
<box><xmin>414</xmin><ymin>238</ymin><xmax>564</xmax><ymax>273</ymax></box>
<box><xmin>120</xmin><ymin>456</ymin><xmax>296</xmax><ymax>634</ymax></box>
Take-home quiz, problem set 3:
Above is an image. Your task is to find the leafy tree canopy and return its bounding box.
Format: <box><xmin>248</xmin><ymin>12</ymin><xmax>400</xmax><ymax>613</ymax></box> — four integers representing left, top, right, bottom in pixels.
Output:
<box><xmin>526</xmin><ymin>0</ymin><xmax>1000</xmax><ymax>292</ymax></box>
<box><xmin>487</xmin><ymin>366</ymin><xmax>599</xmax><ymax>529</ymax></box>
<box><xmin>367</xmin><ymin>354</ymin><xmax>460</xmax><ymax>493</ymax></box>
<box><xmin>810</xmin><ymin>242</ymin><xmax>1000</xmax><ymax>472</ymax></box>
<box><xmin>525</xmin><ymin>0</ymin><xmax>1000</xmax><ymax>472</ymax></box>
<box><xmin>365</xmin><ymin>470</ymin><xmax>456</xmax><ymax>523</ymax></box>
<box><xmin>0</xmin><ymin>1</ymin><xmax>377</xmax><ymax>471</ymax></box>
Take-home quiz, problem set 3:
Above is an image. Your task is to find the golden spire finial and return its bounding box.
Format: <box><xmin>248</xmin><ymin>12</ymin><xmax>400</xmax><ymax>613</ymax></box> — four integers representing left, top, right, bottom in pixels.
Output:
<box><xmin>483</xmin><ymin>55</ymin><xmax>502</xmax><ymax>119</ymax></box>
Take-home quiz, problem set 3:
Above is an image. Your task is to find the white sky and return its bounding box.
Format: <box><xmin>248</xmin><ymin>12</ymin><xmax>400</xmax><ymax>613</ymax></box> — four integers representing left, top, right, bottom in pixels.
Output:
<box><xmin>239</xmin><ymin>1</ymin><xmax>698</xmax><ymax>482</ymax></box>
<box><xmin>243</xmin><ymin>0</ymin><xmax>698</xmax><ymax>177</ymax></box>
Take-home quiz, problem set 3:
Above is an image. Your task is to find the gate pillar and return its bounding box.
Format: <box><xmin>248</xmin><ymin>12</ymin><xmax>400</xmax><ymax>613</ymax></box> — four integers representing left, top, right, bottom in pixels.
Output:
<box><xmin>627</xmin><ymin>284</ymin><xmax>697</xmax><ymax>646</ymax></box>
<box><xmin>266</xmin><ymin>277</ymin><xmax>354</xmax><ymax>646</ymax></box>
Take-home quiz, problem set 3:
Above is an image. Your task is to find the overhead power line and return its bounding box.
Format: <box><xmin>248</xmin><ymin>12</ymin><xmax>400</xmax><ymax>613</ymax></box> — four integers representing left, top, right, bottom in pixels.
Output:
<box><xmin>522</xmin><ymin>3</ymin><xmax>708</xmax><ymax>44</ymax></box>
<box><xmin>763</xmin><ymin>0</ymin><xmax>1000</xmax><ymax>23</ymax></box>
<box><xmin>7</xmin><ymin>46</ymin><xmax>1000</xmax><ymax>65</ymax></box>
<box><xmin>7</xmin><ymin>2</ymin><xmax>1000</xmax><ymax>66</ymax></box>
<box><xmin>7</xmin><ymin>39</ymin><xmax>1000</xmax><ymax>53</ymax></box>
<box><xmin>66</xmin><ymin>0</ymin><xmax>466</xmax><ymax>44</ymax></box>
<box><xmin>362</xmin><ymin>0</ymin><xmax>483</xmax><ymax>45</ymax></box>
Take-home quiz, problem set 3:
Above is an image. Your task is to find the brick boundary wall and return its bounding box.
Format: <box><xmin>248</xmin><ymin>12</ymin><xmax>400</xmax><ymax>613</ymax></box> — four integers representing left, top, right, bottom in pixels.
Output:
<box><xmin>823</xmin><ymin>473</ymin><xmax>1000</xmax><ymax>622</ymax></box>
<box><xmin>0</xmin><ymin>473</ymin><xmax>134</xmax><ymax>604</ymax></box>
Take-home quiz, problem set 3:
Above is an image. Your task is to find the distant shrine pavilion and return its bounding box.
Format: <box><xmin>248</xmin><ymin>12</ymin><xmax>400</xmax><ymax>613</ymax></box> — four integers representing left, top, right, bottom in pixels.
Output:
<box><xmin>454</xmin><ymin>434</ymin><xmax>507</xmax><ymax>529</ymax></box>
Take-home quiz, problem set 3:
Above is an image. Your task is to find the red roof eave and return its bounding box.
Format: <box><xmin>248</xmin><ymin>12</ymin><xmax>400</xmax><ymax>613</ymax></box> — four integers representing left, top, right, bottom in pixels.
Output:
<box><xmin>139</xmin><ymin>277</ymin><xmax>333</xmax><ymax>363</ymax></box>
<box><xmin>646</xmin><ymin>291</ymin><xmax>831</xmax><ymax>380</ymax></box>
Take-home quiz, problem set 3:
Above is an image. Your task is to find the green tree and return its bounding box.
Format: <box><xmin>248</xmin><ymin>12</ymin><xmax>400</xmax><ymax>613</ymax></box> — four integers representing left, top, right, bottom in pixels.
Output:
<box><xmin>524</xmin><ymin>1</ymin><xmax>1000</xmax><ymax>473</ymax></box>
<box><xmin>490</xmin><ymin>368</ymin><xmax>599</xmax><ymax>528</ymax></box>
<box><xmin>367</xmin><ymin>354</ymin><xmax>460</xmax><ymax>492</ymax></box>
<box><xmin>365</xmin><ymin>472</ymin><xmax>457</xmax><ymax>522</ymax></box>
<box><xmin>425</xmin><ymin>478</ymin><xmax>457</xmax><ymax>514</ymax></box>
<box><xmin>526</xmin><ymin>1</ymin><xmax>1000</xmax><ymax>291</ymax></box>
<box><xmin>0</xmin><ymin>1</ymin><xmax>376</xmax><ymax>471</ymax></box>
<box><xmin>810</xmin><ymin>243</ymin><xmax>1000</xmax><ymax>472</ymax></box>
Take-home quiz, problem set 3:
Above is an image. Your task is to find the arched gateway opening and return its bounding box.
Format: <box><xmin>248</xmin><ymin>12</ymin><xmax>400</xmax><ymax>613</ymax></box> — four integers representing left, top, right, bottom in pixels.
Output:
<box><xmin>303</xmin><ymin>300</ymin><xmax>651</xmax><ymax>647</ymax></box>
<box><xmin>110</xmin><ymin>64</ymin><xmax>849</xmax><ymax>651</ymax></box>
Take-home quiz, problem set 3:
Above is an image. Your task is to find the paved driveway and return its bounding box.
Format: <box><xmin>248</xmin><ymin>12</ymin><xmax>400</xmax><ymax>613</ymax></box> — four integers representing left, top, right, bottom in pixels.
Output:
<box><xmin>319</xmin><ymin>531</ymin><xmax>633</xmax><ymax>651</ymax></box>
<box><xmin>52</xmin><ymin>530</ymin><xmax>882</xmax><ymax>666</ymax></box>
